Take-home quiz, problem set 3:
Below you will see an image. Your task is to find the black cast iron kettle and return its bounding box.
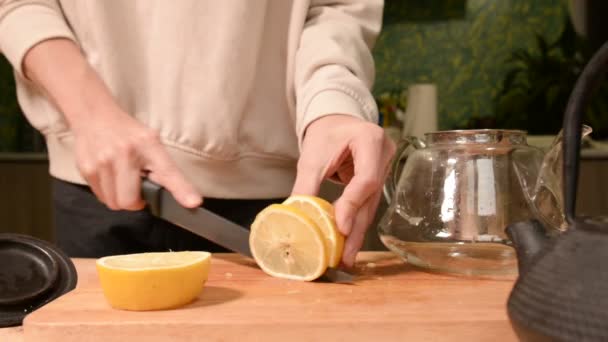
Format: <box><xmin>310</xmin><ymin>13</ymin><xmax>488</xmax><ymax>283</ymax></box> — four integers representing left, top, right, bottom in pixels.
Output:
<box><xmin>505</xmin><ymin>41</ymin><xmax>608</xmax><ymax>341</ymax></box>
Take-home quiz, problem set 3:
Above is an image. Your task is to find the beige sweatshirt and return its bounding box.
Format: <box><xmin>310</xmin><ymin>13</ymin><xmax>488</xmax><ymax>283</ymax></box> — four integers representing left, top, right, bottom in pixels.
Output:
<box><xmin>0</xmin><ymin>0</ymin><xmax>382</xmax><ymax>199</ymax></box>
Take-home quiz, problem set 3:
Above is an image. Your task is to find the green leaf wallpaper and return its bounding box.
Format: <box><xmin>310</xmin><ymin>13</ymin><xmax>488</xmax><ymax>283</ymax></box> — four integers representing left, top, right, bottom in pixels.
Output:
<box><xmin>0</xmin><ymin>0</ymin><xmax>570</xmax><ymax>152</ymax></box>
<box><xmin>372</xmin><ymin>0</ymin><xmax>567</xmax><ymax>130</ymax></box>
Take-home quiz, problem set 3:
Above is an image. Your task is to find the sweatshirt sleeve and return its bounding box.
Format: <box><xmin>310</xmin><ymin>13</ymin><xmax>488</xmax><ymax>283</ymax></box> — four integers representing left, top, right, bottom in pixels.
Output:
<box><xmin>0</xmin><ymin>0</ymin><xmax>75</xmax><ymax>77</ymax></box>
<box><xmin>294</xmin><ymin>0</ymin><xmax>383</xmax><ymax>147</ymax></box>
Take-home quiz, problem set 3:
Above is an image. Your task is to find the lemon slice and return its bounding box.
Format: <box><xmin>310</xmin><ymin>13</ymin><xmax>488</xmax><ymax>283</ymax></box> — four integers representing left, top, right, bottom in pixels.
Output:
<box><xmin>249</xmin><ymin>204</ymin><xmax>328</xmax><ymax>281</ymax></box>
<box><xmin>283</xmin><ymin>195</ymin><xmax>344</xmax><ymax>267</ymax></box>
<box><xmin>96</xmin><ymin>251</ymin><xmax>211</xmax><ymax>311</ymax></box>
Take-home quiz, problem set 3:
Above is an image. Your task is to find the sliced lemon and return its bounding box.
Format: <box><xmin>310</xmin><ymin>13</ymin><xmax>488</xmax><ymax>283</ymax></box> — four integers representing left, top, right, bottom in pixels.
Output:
<box><xmin>249</xmin><ymin>204</ymin><xmax>328</xmax><ymax>281</ymax></box>
<box><xmin>283</xmin><ymin>195</ymin><xmax>345</xmax><ymax>267</ymax></box>
<box><xmin>96</xmin><ymin>251</ymin><xmax>211</xmax><ymax>311</ymax></box>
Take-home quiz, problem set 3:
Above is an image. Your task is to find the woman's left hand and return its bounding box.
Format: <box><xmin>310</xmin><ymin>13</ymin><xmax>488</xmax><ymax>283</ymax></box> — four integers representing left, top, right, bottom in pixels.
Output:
<box><xmin>292</xmin><ymin>114</ymin><xmax>396</xmax><ymax>267</ymax></box>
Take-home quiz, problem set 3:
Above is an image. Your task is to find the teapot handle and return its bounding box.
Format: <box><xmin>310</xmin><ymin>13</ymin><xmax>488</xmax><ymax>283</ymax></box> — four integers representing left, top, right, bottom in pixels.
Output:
<box><xmin>383</xmin><ymin>136</ymin><xmax>426</xmax><ymax>204</ymax></box>
<box><xmin>562</xmin><ymin>40</ymin><xmax>608</xmax><ymax>223</ymax></box>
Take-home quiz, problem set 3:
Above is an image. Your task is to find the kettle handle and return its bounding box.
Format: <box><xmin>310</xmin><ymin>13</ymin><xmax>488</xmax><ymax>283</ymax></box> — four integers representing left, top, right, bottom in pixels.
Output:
<box><xmin>562</xmin><ymin>41</ymin><xmax>608</xmax><ymax>223</ymax></box>
<box><xmin>383</xmin><ymin>136</ymin><xmax>426</xmax><ymax>204</ymax></box>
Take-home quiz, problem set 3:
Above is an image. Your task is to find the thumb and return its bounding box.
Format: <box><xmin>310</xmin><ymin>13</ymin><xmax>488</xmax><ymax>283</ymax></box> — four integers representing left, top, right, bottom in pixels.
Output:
<box><xmin>147</xmin><ymin>149</ymin><xmax>202</xmax><ymax>208</ymax></box>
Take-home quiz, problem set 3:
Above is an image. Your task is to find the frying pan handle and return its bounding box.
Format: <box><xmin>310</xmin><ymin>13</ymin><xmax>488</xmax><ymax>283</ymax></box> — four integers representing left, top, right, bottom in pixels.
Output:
<box><xmin>141</xmin><ymin>178</ymin><xmax>163</xmax><ymax>217</ymax></box>
<box><xmin>563</xmin><ymin>41</ymin><xmax>608</xmax><ymax>223</ymax></box>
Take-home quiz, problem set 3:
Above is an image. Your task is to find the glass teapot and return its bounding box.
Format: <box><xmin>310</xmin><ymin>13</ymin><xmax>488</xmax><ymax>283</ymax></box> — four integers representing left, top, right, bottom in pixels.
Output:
<box><xmin>378</xmin><ymin>127</ymin><xmax>591</xmax><ymax>276</ymax></box>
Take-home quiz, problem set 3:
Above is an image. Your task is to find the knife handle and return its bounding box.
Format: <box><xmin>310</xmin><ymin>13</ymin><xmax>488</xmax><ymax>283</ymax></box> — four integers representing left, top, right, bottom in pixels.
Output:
<box><xmin>141</xmin><ymin>178</ymin><xmax>163</xmax><ymax>217</ymax></box>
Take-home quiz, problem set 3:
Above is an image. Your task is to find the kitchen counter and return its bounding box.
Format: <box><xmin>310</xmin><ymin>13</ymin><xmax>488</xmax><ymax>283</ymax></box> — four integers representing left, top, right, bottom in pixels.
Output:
<box><xmin>0</xmin><ymin>252</ymin><xmax>518</xmax><ymax>341</ymax></box>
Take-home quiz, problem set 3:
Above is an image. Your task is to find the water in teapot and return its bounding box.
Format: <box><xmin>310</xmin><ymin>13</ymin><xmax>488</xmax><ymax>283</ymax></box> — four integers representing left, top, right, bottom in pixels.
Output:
<box><xmin>378</xmin><ymin>128</ymin><xmax>589</xmax><ymax>276</ymax></box>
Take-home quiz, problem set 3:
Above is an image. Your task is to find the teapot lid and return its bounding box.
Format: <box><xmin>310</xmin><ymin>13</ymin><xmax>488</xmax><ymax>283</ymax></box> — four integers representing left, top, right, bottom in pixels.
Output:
<box><xmin>0</xmin><ymin>233</ymin><xmax>77</xmax><ymax>327</ymax></box>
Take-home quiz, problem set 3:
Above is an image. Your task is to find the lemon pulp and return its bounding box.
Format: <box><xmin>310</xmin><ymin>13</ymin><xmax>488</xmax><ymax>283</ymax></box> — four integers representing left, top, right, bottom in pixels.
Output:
<box><xmin>283</xmin><ymin>195</ymin><xmax>345</xmax><ymax>268</ymax></box>
<box><xmin>249</xmin><ymin>204</ymin><xmax>328</xmax><ymax>281</ymax></box>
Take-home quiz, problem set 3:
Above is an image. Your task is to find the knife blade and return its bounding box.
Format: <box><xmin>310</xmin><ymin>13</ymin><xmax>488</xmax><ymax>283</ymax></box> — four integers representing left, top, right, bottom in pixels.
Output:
<box><xmin>140</xmin><ymin>179</ymin><xmax>354</xmax><ymax>284</ymax></box>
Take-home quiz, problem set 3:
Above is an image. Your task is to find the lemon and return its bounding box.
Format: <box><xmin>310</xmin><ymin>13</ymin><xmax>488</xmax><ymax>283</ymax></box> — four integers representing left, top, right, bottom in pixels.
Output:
<box><xmin>249</xmin><ymin>204</ymin><xmax>328</xmax><ymax>281</ymax></box>
<box><xmin>283</xmin><ymin>195</ymin><xmax>344</xmax><ymax>267</ymax></box>
<box><xmin>96</xmin><ymin>251</ymin><xmax>211</xmax><ymax>311</ymax></box>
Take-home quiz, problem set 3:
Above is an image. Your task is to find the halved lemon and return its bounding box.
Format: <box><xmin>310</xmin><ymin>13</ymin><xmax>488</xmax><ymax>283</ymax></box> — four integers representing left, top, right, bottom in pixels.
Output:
<box><xmin>283</xmin><ymin>195</ymin><xmax>344</xmax><ymax>268</ymax></box>
<box><xmin>96</xmin><ymin>251</ymin><xmax>211</xmax><ymax>311</ymax></box>
<box><xmin>249</xmin><ymin>204</ymin><xmax>328</xmax><ymax>281</ymax></box>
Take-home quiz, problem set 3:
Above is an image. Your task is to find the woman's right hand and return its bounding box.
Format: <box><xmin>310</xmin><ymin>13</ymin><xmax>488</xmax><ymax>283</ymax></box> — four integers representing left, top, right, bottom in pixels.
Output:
<box><xmin>23</xmin><ymin>38</ymin><xmax>201</xmax><ymax>211</ymax></box>
<box><xmin>71</xmin><ymin>108</ymin><xmax>202</xmax><ymax>211</ymax></box>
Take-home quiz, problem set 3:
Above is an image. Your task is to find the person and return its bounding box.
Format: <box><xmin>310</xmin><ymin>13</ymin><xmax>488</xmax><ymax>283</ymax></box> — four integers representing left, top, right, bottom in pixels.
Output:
<box><xmin>0</xmin><ymin>0</ymin><xmax>395</xmax><ymax>267</ymax></box>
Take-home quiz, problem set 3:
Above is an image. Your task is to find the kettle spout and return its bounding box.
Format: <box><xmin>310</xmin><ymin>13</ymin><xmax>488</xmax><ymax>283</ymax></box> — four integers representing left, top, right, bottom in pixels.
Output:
<box><xmin>505</xmin><ymin>220</ymin><xmax>549</xmax><ymax>274</ymax></box>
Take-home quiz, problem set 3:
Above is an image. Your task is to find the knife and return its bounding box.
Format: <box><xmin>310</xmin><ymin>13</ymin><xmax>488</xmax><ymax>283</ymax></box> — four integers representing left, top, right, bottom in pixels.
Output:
<box><xmin>140</xmin><ymin>179</ymin><xmax>353</xmax><ymax>283</ymax></box>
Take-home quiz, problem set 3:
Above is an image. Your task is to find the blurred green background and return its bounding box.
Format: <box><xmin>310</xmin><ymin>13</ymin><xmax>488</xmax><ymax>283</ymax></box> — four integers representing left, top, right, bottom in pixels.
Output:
<box><xmin>374</xmin><ymin>0</ymin><xmax>563</xmax><ymax>130</ymax></box>
<box><xmin>374</xmin><ymin>0</ymin><xmax>608</xmax><ymax>138</ymax></box>
<box><xmin>0</xmin><ymin>0</ymin><xmax>606</xmax><ymax>152</ymax></box>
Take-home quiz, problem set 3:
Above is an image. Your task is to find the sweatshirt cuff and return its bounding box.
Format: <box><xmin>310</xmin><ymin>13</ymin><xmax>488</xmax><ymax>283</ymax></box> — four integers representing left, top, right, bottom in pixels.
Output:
<box><xmin>297</xmin><ymin>88</ymin><xmax>378</xmax><ymax>149</ymax></box>
<box><xmin>0</xmin><ymin>4</ymin><xmax>76</xmax><ymax>77</ymax></box>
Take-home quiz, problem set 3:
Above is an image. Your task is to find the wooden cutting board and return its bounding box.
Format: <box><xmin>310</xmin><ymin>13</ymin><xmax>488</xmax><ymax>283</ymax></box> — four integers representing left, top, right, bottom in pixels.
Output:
<box><xmin>18</xmin><ymin>252</ymin><xmax>517</xmax><ymax>341</ymax></box>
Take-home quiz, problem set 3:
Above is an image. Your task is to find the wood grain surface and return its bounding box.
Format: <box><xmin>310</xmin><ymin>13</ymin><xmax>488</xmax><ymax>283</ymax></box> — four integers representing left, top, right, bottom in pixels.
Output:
<box><xmin>1</xmin><ymin>252</ymin><xmax>518</xmax><ymax>341</ymax></box>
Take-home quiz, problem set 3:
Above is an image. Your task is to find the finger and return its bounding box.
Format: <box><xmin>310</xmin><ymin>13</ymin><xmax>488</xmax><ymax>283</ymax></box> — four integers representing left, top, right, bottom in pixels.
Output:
<box><xmin>84</xmin><ymin>170</ymin><xmax>106</xmax><ymax>205</ymax></box>
<box><xmin>367</xmin><ymin>189</ymin><xmax>383</xmax><ymax>228</ymax></box>
<box><xmin>382</xmin><ymin>137</ymin><xmax>397</xmax><ymax>179</ymax></box>
<box><xmin>291</xmin><ymin>156</ymin><xmax>324</xmax><ymax>196</ymax></box>
<box><xmin>334</xmin><ymin>136</ymin><xmax>384</xmax><ymax>235</ymax></box>
<box><xmin>146</xmin><ymin>146</ymin><xmax>202</xmax><ymax>208</ymax></box>
<box><xmin>332</xmin><ymin>158</ymin><xmax>354</xmax><ymax>184</ymax></box>
<box><xmin>342</xmin><ymin>190</ymin><xmax>381</xmax><ymax>267</ymax></box>
<box><xmin>113</xmin><ymin>151</ymin><xmax>145</xmax><ymax>211</ymax></box>
<box><xmin>78</xmin><ymin>159</ymin><xmax>107</xmax><ymax>204</ymax></box>
<box><xmin>98</xmin><ymin>164</ymin><xmax>118</xmax><ymax>210</ymax></box>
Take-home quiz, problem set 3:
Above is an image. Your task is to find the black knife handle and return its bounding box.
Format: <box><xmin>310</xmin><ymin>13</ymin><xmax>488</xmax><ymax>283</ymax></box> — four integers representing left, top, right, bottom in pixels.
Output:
<box><xmin>141</xmin><ymin>178</ymin><xmax>163</xmax><ymax>217</ymax></box>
